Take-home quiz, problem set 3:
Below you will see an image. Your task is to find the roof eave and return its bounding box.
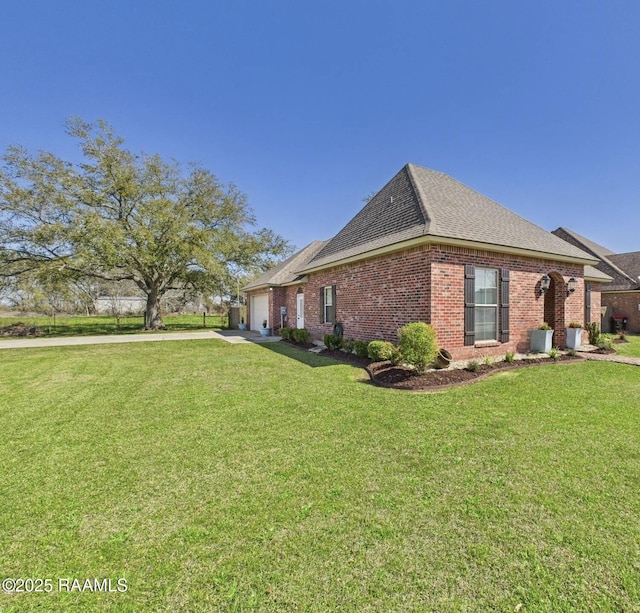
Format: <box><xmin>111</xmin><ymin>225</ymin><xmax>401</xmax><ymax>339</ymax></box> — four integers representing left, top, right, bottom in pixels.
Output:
<box><xmin>298</xmin><ymin>235</ymin><xmax>598</xmax><ymax>275</ymax></box>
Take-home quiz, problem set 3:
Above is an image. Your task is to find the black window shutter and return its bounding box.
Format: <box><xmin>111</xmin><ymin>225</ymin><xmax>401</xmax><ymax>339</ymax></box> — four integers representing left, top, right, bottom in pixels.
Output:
<box><xmin>585</xmin><ymin>282</ymin><xmax>591</xmax><ymax>324</ymax></box>
<box><xmin>464</xmin><ymin>265</ymin><xmax>475</xmax><ymax>346</ymax></box>
<box><xmin>500</xmin><ymin>268</ymin><xmax>510</xmax><ymax>343</ymax></box>
<box><xmin>320</xmin><ymin>287</ymin><xmax>325</xmax><ymax>323</ymax></box>
<box><xmin>331</xmin><ymin>285</ymin><xmax>337</xmax><ymax>323</ymax></box>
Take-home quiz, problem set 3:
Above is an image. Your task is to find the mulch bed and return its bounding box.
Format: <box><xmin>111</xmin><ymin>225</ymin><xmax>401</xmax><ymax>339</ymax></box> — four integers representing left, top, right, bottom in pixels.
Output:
<box><xmin>319</xmin><ymin>348</ymin><xmax>584</xmax><ymax>391</ymax></box>
<box><xmin>283</xmin><ymin>341</ymin><xmax>591</xmax><ymax>391</ymax></box>
<box><xmin>0</xmin><ymin>322</ymin><xmax>43</xmax><ymax>337</ymax></box>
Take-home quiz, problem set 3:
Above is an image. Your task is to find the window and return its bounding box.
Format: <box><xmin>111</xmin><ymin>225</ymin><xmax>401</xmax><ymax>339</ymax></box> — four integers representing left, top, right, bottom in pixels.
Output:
<box><xmin>321</xmin><ymin>285</ymin><xmax>336</xmax><ymax>323</ymax></box>
<box><xmin>464</xmin><ymin>265</ymin><xmax>509</xmax><ymax>346</ymax></box>
<box><xmin>474</xmin><ymin>268</ymin><xmax>498</xmax><ymax>341</ymax></box>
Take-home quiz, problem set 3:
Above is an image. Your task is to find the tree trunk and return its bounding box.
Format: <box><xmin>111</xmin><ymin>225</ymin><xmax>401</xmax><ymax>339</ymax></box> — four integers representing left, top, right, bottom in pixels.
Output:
<box><xmin>145</xmin><ymin>291</ymin><xmax>166</xmax><ymax>330</ymax></box>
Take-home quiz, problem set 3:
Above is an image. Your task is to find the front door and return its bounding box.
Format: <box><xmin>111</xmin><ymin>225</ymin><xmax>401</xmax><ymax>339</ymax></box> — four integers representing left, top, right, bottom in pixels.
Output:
<box><xmin>296</xmin><ymin>293</ymin><xmax>304</xmax><ymax>328</ymax></box>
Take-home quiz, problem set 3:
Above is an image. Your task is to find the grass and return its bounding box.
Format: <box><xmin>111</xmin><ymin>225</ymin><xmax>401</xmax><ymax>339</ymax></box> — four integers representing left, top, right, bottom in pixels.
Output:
<box><xmin>0</xmin><ymin>313</ymin><xmax>226</xmax><ymax>337</ymax></box>
<box><xmin>614</xmin><ymin>333</ymin><xmax>640</xmax><ymax>358</ymax></box>
<box><xmin>1</xmin><ymin>340</ymin><xmax>640</xmax><ymax>611</ymax></box>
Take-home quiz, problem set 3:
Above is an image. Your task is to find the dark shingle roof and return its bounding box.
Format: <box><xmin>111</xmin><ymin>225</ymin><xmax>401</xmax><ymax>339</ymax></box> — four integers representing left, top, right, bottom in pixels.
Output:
<box><xmin>552</xmin><ymin>227</ymin><xmax>637</xmax><ymax>290</ymax></box>
<box><xmin>552</xmin><ymin>227</ymin><xmax>616</xmax><ymax>259</ymax></box>
<box><xmin>303</xmin><ymin>164</ymin><xmax>595</xmax><ymax>271</ymax></box>
<box><xmin>584</xmin><ymin>265</ymin><xmax>613</xmax><ymax>283</ymax></box>
<box><xmin>243</xmin><ymin>240</ymin><xmax>328</xmax><ymax>291</ymax></box>
<box><xmin>609</xmin><ymin>252</ymin><xmax>640</xmax><ymax>286</ymax></box>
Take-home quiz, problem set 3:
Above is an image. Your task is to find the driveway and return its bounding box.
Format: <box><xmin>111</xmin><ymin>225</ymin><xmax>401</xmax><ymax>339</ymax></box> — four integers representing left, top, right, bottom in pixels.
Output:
<box><xmin>0</xmin><ymin>329</ymin><xmax>282</xmax><ymax>350</ymax></box>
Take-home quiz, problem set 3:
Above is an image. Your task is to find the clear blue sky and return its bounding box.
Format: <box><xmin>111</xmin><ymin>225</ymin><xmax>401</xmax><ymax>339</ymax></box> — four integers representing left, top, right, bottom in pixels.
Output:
<box><xmin>2</xmin><ymin>0</ymin><xmax>640</xmax><ymax>253</ymax></box>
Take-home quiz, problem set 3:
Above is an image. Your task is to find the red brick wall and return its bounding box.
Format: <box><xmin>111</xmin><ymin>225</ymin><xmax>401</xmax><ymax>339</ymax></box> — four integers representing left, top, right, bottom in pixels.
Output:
<box><xmin>601</xmin><ymin>291</ymin><xmax>640</xmax><ymax>333</ymax></box>
<box><xmin>301</xmin><ymin>244</ymin><xmax>586</xmax><ymax>360</ymax></box>
<box><xmin>245</xmin><ymin>286</ymin><xmax>303</xmax><ymax>333</ymax></box>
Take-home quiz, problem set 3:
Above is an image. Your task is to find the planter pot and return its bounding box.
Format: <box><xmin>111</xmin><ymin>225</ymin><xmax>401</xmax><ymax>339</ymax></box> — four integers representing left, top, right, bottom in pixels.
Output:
<box><xmin>238</xmin><ymin>323</ymin><xmax>247</xmax><ymax>331</ymax></box>
<box><xmin>260</xmin><ymin>328</ymin><xmax>270</xmax><ymax>337</ymax></box>
<box><xmin>530</xmin><ymin>329</ymin><xmax>554</xmax><ymax>353</ymax></box>
<box><xmin>434</xmin><ymin>348</ymin><xmax>452</xmax><ymax>369</ymax></box>
<box><xmin>565</xmin><ymin>327</ymin><xmax>582</xmax><ymax>349</ymax></box>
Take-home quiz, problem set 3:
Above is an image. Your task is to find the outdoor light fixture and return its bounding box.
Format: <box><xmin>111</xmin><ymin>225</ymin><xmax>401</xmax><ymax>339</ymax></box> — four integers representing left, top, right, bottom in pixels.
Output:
<box><xmin>540</xmin><ymin>274</ymin><xmax>551</xmax><ymax>294</ymax></box>
<box><xmin>567</xmin><ymin>277</ymin><xmax>577</xmax><ymax>294</ymax></box>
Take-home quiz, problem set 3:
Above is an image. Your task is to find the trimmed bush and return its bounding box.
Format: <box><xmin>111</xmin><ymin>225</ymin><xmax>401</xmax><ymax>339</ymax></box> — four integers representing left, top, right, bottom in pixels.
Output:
<box><xmin>279</xmin><ymin>327</ymin><xmax>293</xmax><ymax>341</ymax></box>
<box><xmin>292</xmin><ymin>328</ymin><xmax>309</xmax><ymax>345</ymax></box>
<box><xmin>354</xmin><ymin>340</ymin><xmax>369</xmax><ymax>359</ymax></box>
<box><xmin>368</xmin><ymin>340</ymin><xmax>400</xmax><ymax>363</ymax></box>
<box><xmin>323</xmin><ymin>333</ymin><xmax>343</xmax><ymax>350</ymax></box>
<box><xmin>397</xmin><ymin>322</ymin><xmax>438</xmax><ymax>375</ymax></box>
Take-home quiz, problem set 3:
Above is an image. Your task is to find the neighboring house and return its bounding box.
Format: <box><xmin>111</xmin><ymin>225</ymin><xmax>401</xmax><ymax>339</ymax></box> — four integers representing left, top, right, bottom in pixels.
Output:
<box><xmin>245</xmin><ymin>164</ymin><xmax>603</xmax><ymax>359</ymax></box>
<box><xmin>553</xmin><ymin>227</ymin><xmax>639</xmax><ymax>333</ymax></box>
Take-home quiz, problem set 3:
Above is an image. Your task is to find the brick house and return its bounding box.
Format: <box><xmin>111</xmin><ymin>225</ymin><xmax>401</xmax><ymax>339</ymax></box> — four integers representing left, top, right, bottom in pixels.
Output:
<box><xmin>246</xmin><ymin>164</ymin><xmax>605</xmax><ymax>360</ymax></box>
<box><xmin>553</xmin><ymin>227</ymin><xmax>639</xmax><ymax>333</ymax></box>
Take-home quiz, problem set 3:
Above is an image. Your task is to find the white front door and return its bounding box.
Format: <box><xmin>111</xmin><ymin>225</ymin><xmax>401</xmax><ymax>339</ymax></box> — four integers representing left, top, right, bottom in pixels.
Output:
<box><xmin>296</xmin><ymin>293</ymin><xmax>304</xmax><ymax>328</ymax></box>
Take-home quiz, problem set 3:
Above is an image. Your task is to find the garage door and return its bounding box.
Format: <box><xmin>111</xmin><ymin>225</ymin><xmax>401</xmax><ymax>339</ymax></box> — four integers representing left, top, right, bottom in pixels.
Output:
<box><xmin>250</xmin><ymin>294</ymin><xmax>269</xmax><ymax>331</ymax></box>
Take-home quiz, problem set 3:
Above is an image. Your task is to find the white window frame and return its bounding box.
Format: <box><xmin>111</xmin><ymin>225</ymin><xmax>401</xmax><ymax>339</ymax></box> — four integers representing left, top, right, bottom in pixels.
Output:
<box><xmin>323</xmin><ymin>286</ymin><xmax>334</xmax><ymax>324</ymax></box>
<box><xmin>474</xmin><ymin>268</ymin><xmax>498</xmax><ymax>342</ymax></box>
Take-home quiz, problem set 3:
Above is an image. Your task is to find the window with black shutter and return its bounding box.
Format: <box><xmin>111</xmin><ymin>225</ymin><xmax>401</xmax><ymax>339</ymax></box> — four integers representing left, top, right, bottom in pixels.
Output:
<box><xmin>464</xmin><ymin>265</ymin><xmax>510</xmax><ymax>345</ymax></box>
<box><xmin>464</xmin><ymin>265</ymin><xmax>475</xmax><ymax>346</ymax></box>
<box><xmin>500</xmin><ymin>269</ymin><xmax>510</xmax><ymax>342</ymax></box>
<box><xmin>321</xmin><ymin>285</ymin><xmax>337</xmax><ymax>323</ymax></box>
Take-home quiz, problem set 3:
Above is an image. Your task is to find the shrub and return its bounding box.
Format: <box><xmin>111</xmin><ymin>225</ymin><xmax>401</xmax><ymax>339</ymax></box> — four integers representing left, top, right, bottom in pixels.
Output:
<box><xmin>323</xmin><ymin>333</ymin><xmax>342</xmax><ymax>350</ymax></box>
<box><xmin>504</xmin><ymin>351</ymin><xmax>515</xmax><ymax>363</ymax></box>
<box><xmin>548</xmin><ymin>346</ymin><xmax>560</xmax><ymax>361</ymax></box>
<box><xmin>354</xmin><ymin>340</ymin><xmax>369</xmax><ymax>359</ymax></box>
<box><xmin>341</xmin><ymin>337</ymin><xmax>355</xmax><ymax>353</ymax></box>
<box><xmin>596</xmin><ymin>334</ymin><xmax>614</xmax><ymax>351</ymax></box>
<box><xmin>586</xmin><ymin>322</ymin><xmax>600</xmax><ymax>345</ymax></box>
<box><xmin>483</xmin><ymin>355</ymin><xmax>493</xmax><ymax>366</ymax></box>
<box><xmin>279</xmin><ymin>327</ymin><xmax>293</xmax><ymax>341</ymax></box>
<box><xmin>466</xmin><ymin>359</ymin><xmax>480</xmax><ymax>372</ymax></box>
<box><xmin>292</xmin><ymin>328</ymin><xmax>309</xmax><ymax>345</ymax></box>
<box><xmin>397</xmin><ymin>322</ymin><xmax>438</xmax><ymax>375</ymax></box>
<box><xmin>368</xmin><ymin>340</ymin><xmax>399</xmax><ymax>363</ymax></box>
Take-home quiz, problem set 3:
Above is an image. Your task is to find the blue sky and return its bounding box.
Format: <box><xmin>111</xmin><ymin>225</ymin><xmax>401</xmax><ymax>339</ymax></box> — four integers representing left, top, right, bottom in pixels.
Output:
<box><xmin>2</xmin><ymin>0</ymin><xmax>640</xmax><ymax>253</ymax></box>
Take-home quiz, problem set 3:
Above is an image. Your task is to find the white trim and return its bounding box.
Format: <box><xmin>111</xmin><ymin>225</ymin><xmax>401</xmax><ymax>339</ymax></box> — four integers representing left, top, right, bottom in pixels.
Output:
<box><xmin>297</xmin><ymin>235</ymin><xmax>598</xmax><ymax>275</ymax></box>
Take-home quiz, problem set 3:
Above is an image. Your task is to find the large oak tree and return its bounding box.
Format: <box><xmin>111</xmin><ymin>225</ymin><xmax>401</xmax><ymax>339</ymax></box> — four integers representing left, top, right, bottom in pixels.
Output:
<box><xmin>0</xmin><ymin>118</ymin><xmax>291</xmax><ymax>328</ymax></box>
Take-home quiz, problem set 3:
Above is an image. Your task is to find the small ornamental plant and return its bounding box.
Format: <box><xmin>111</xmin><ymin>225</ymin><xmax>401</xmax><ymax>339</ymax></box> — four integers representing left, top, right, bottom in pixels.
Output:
<box><xmin>466</xmin><ymin>359</ymin><xmax>480</xmax><ymax>372</ymax></box>
<box><xmin>341</xmin><ymin>338</ymin><xmax>355</xmax><ymax>353</ymax></box>
<box><xmin>586</xmin><ymin>322</ymin><xmax>600</xmax><ymax>345</ymax></box>
<box><xmin>568</xmin><ymin>322</ymin><xmax>582</xmax><ymax>329</ymax></box>
<box><xmin>538</xmin><ymin>323</ymin><xmax>552</xmax><ymax>330</ymax></box>
<box><xmin>323</xmin><ymin>333</ymin><xmax>343</xmax><ymax>350</ymax></box>
<box><xmin>397</xmin><ymin>322</ymin><xmax>438</xmax><ymax>375</ymax></box>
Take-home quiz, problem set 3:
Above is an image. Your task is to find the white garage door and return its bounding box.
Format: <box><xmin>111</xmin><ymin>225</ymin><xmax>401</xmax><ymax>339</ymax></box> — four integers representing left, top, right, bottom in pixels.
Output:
<box><xmin>250</xmin><ymin>294</ymin><xmax>269</xmax><ymax>331</ymax></box>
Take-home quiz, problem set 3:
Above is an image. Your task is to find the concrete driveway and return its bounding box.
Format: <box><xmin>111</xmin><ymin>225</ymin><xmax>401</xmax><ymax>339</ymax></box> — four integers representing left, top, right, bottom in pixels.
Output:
<box><xmin>0</xmin><ymin>329</ymin><xmax>282</xmax><ymax>350</ymax></box>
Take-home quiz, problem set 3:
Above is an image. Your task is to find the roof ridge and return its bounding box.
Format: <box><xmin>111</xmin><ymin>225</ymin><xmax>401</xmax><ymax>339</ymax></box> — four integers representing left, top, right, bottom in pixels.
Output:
<box><xmin>405</xmin><ymin>163</ymin><xmax>431</xmax><ymax>230</ymax></box>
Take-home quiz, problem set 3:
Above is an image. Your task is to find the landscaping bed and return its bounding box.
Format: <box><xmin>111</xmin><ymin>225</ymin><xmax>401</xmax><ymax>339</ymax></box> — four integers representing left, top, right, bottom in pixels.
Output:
<box><xmin>320</xmin><ymin>348</ymin><xmax>584</xmax><ymax>390</ymax></box>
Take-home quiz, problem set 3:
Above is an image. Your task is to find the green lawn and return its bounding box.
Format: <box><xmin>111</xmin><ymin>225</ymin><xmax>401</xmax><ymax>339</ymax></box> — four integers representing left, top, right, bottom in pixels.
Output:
<box><xmin>615</xmin><ymin>334</ymin><xmax>640</xmax><ymax>358</ymax></box>
<box><xmin>1</xmin><ymin>341</ymin><xmax>639</xmax><ymax>611</ymax></box>
<box><xmin>0</xmin><ymin>313</ymin><xmax>226</xmax><ymax>337</ymax></box>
